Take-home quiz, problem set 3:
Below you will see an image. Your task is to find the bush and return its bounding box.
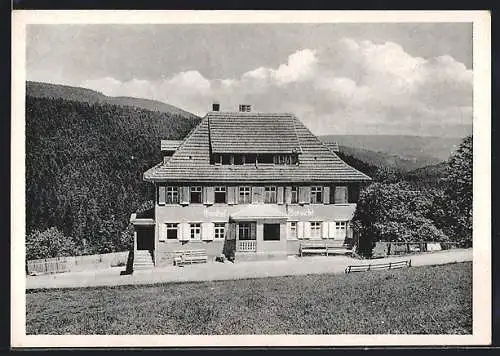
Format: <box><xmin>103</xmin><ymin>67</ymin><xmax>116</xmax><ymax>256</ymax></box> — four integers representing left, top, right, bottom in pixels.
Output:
<box><xmin>26</xmin><ymin>227</ymin><xmax>78</xmax><ymax>260</ymax></box>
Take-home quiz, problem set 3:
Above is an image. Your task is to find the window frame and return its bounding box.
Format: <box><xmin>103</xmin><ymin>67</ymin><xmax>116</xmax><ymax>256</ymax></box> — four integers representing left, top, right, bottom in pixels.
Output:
<box><xmin>263</xmin><ymin>223</ymin><xmax>281</xmax><ymax>241</ymax></box>
<box><xmin>289</xmin><ymin>221</ymin><xmax>298</xmax><ymax>239</ymax></box>
<box><xmin>166</xmin><ymin>186</ymin><xmax>179</xmax><ymax>204</ymax></box>
<box><xmin>291</xmin><ymin>186</ymin><xmax>299</xmax><ymax>204</ymax></box>
<box><xmin>166</xmin><ymin>223</ymin><xmax>178</xmax><ymax>240</ymax></box>
<box><xmin>310</xmin><ymin>221</ymin><xmax>322</xmax><ymax>238</ymax></box>
<box><xmin>190</xmin><ymin>186</ymin><xmax>203</xmax><ymax>204</ymax></box>
<box><xmin>264</xmin><ymin>186</ymin><xmax>277</xmax><ymax>204</ymax></box>
<box><xmin>190</xmin><ymin>223</ymin><xmax>202</xmax><ymax>240</ymax></box>
<box><xmin>214</xmin><ymin>223</ymin><xmax>225</xmax><ymax>239</ymax></box>
<box><xmin>239</xmin><ymin>186</ymin><xmax>252</xmax><ymax>204</ymax></box>
<box><xmin>310</xmin><ymin>186</ymin><xmax>323</xmax><ymax>204</ymax></box>
<box><xmin>238</xmin><ymin>223</ymin><xmax>251</xmax><ymax>240</ymax></box>
<box><xmin>214</xmin><ymin>186</ymin><xmax>227</xmax><ymax>204</ymax></box>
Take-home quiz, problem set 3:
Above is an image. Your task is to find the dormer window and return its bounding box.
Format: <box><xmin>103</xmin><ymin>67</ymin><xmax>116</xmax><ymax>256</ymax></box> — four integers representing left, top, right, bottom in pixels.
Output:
<box><xmin>257</xmin><ymin>154</ymin><xmax>274</xmax><ymax>164</ymax></box>
<box><xmin>211</xmin><ymin>153</ymin><xmax>299</xmax><ymax>165</ymax></box>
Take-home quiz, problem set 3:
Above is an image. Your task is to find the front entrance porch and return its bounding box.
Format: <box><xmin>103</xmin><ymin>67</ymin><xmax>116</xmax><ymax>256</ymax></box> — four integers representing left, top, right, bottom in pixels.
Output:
<box><xmin>130</xmin><ymin>212</ymin><xmax>155</xmax><ymax>270</ymax></box>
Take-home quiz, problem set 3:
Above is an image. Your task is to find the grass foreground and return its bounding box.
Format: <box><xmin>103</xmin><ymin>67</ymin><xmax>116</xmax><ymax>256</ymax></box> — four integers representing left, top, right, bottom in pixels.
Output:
<box><xmin>26</xmin><ymin>262</ymin><xmax>472</xmax><ymax>335</ymax></box>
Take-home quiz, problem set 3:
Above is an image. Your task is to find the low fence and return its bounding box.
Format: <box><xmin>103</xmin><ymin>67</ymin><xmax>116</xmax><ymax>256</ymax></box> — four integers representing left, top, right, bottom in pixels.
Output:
<box><xmin>27</xmin><ymin>251</ymin><xmax>130</xmax><ymax>275</ymax></box>
<box><xmin>372</xmin><ymin>241</ymin><xmax>463</xmax><ymax>257</ymax></box>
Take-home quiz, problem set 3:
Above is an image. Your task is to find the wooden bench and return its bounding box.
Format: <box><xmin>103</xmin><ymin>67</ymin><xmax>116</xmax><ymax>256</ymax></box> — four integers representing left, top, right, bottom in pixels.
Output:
<box><xmin>173</xmin><ymin>249</ymin><xmax>208</xmax><ymax>266</ymax></box>
<box><xmin>345</xmin><ymin>259</ymin><xmax>411</xmax><ymax>274</ymax></box>
<box><xmin>299</xmin><ymin>241</ymin><xmax>352</xmax><ymax>257</ymax></box>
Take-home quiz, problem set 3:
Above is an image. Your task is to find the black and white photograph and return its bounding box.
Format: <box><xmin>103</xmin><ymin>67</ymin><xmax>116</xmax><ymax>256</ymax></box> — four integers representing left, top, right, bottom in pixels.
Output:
<box><xmin>11</xmin><ymin>10</ymin><xmax>491</xmax><ymax>347</ymax></box>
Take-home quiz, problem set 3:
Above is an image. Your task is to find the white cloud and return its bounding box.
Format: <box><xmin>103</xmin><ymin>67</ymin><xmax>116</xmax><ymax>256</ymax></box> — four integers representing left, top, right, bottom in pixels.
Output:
<box><xmin>78</xmin><ymin>41</ymin><xmax>472</xmax><ymax>136</ymax></box>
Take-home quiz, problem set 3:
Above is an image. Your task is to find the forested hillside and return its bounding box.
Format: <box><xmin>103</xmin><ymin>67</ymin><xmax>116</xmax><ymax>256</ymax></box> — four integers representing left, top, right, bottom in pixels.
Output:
<box><xmin>26</xmin><ymin>96</ymin><xmax>200</xmax><ymax>257</ymax></box>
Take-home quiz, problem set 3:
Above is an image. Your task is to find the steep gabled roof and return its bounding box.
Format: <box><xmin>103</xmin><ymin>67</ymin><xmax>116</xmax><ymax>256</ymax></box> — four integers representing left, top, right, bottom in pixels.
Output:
<box><xmin>208</xmin><ymin>112</ymin><xmax>301</xmax><ymax>154</ymax></box>
<box><xmin>144</xmin><ymin>112</ymin><xmax>371</xmax><ymax>183</ymax></box>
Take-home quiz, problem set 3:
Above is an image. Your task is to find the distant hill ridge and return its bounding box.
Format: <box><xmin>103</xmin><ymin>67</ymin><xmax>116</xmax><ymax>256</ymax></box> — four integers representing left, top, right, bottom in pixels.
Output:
<box><xmin>26</xmin><ymin>81</ymin><xmax>199</xmax><ymax>119</ymax></box>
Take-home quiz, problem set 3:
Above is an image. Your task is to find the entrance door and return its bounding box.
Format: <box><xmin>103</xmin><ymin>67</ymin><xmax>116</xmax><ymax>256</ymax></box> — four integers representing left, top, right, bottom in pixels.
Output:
<box><xmin>136</xmin><ymin>226</ymin><xmax>154</xmax><ymax>250</ymax></box>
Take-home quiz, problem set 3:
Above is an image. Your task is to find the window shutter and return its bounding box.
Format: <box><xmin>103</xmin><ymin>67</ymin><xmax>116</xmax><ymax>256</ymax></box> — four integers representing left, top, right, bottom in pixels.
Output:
<box><xmin>298</xmin><ymin>186</ymin><xmax>310</xmax><ymax>204</ymax></box>
<box><xmin>328</xmin><ymin>222</ymin><xmax>336</xmax><ymax>239</ymax></box>
<box><xmin>227</xmin><ymin>186</ymin><xmax>236</xmax><ymax>205</ymax></box>
<box><xmin>297</xmin><ymin>222</ymin><xmax>304</xmax><ymax>239</ymax></box>
<box><xmin>285</xmin><ymin>186</ymin><xmax>292</xmax><ymax>204</ymax></box>
<box><xmin>344</xmin><ymin>186</ymin><xmax>349</xmax><ymax>203</ymax></box>
<box><xmin>335</xmin><ymin>186</ymin><xmax>347</xmax><ymax>204</ymax></box>
<box><xmin>347</xmin><ymin>222</ymin><xmax>353</xmax><ymax>239</ymax></box>
<box><xmin>158</xmin><ymin>186</ymin><xmax>166</xmax><ymax>205</ymax></box>
<box><xmin>159</xmin><ymin>223</ymin><xmax>166</xmax><ymax>241</ymax></box>
<box><xmin>252</xmin><ymin>186</ymin><xmax>259</xmax><ymax>203</ymax></box>
<box><xmin>277</xmin><ymin>187</ymin><xmax>284</xmax><ymax>204</ymax></box>
<box><xmin>201</xmin><ymin>222</ymin><xmax>213</xmax><ymax>241</ymax></box>
<box><xmin>303</xmin><ymin>222</ymin><xmax>311</xmax><ymax>239</ymax></box>
<box><xmin>348</xmin><ymin>184</ymin><xmax>358</xmax><ymax>203</ymax></box>
<box><xmin>179</xmin><ymin>223</ymin><xmax>190</xmax><ymax>241</ymax></box>
<box><xmin>180</xmin><ymin>186</ymin><xmax>190</xmax><ymax>205</ymax></box>
<box><xmin>322</xmin><ymin>221</ymin><xmax>329</xmax><ymax>239</ymax></box>
<box><xmin>204</xmin><ymin>186</ymin><xmax>215</xmax><ymax>205</ymax></box>
<box><xmin>250</xmin><ymin>223</ymin><xmax>256</xmax><ymax>239</ymax></box>
<box><xmin>323</xmin><ymin>186</ymin><xmax>330</xmax><ymax>204</ymax></box>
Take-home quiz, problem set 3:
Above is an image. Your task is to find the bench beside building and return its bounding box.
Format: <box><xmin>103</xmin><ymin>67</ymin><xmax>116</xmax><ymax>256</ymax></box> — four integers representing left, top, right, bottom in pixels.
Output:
<box><xmin>130</xmin><ymin>105</ymin><xmax>371</xmax><ymax>267</ymax></box>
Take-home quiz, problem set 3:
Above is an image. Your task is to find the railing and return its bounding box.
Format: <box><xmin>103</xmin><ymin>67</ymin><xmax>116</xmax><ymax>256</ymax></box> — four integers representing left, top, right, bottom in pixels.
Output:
<box><xmin>238</xmin><ymin>240</ymin><xmax>257</xmax><ymax>252</ymax></box>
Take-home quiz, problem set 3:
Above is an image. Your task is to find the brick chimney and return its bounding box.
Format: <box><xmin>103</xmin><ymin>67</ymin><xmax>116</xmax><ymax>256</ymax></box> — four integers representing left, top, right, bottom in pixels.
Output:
<box><xmin>212</xmin><ymin>102</ymin><xmax>220</xmax><ymax>112</ymax></box>
<box><xmin>239</xmin><ymin>104</ymin><xmax>251</xmax><ymax>112</ymax></box>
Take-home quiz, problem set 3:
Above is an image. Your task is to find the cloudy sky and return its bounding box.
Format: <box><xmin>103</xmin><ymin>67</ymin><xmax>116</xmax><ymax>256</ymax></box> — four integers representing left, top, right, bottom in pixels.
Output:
<box><xmin>26</xmin><ymin>23</ymin><xmax>473</xmax><ymax>137</ymax></box>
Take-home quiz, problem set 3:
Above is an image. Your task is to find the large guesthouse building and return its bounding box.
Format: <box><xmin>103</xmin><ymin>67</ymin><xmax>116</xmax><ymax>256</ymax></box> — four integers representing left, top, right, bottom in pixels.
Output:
<box><xmin>130</xmin><ymin>104</ymin><xmax>371</xmax><ymax>268</ymax></box>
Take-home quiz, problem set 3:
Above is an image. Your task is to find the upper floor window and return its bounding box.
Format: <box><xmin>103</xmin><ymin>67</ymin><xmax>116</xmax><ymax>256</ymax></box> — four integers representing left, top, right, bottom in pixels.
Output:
<box><xmin>214</xmin><ymin>186</ymin><xmax>227</xmax><ymax>204</ymax></box>
<box><xmin>310</xmin><ymin>186</ymin><xmax>323</xmax><ymax>204</ymax></box>
<box><xmin>264</xmin><ymin>186</ymin><xmax>277</xmax><ymax>203</ymax></box>
<box><xmin>166</xmin><ymin>186</ymin><xmax>179</xmax><ymax>204</ymax></box>
<box><xmin>190</xmin><ymin>186</ymin><xmax>202</xmax><ymax>203</ymax></box>
<box><xmin>239</xmin><ymin>186</ymin><xmax>252</xmax><ymax>204</ymax></box>
<box><xmin>291</xmin><ymin>186</ymin><xmax>298</xmax><ymax>204</ymax></box>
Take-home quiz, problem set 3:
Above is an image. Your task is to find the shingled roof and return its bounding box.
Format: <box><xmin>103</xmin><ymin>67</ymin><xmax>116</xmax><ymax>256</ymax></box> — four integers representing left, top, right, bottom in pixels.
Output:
<box><xmin>144</xmin><ymin>112</ymin><xmax>371</xmax><ymax>183</ymax></box>
<box><xmin>208</xmin><ymin>112</ymin><xmax>301</xmax><ymax>154</ymax></box>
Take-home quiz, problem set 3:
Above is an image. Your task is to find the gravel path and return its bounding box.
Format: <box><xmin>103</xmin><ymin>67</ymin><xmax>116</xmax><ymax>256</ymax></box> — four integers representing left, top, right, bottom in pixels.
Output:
<box><xmin>25</xmin><ymin>248</ymin><xmax>473</xmax><ymax>290</ymax></box>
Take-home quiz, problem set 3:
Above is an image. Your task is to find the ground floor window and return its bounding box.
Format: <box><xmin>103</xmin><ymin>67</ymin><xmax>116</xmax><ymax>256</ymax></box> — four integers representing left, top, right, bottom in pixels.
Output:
<box><xmin>264</xmin><ymin>223</ymin><xmax>281</xmax><ymax>241</ymax></box>
<box><xmin>214</xmin><ymin>223</ymin><xmax>225</xmax><ymax>239</ymax></box>
<box><xmin>335</xmin><ymin>221</ymin><xmax>347</xmax><ymax>239</ymax></box>
<box><xmin>190</xmin><ymin>223</ymin><xmax>201</xmax><ymax>240</ymax></box>
<box><xmin>238</xmin><ymin>222</ymin><xmax>256</xmax><ymax>240</ymax></box>
<box><xmin>288</xmin><ymin>221</ymin><xmax>297</xmax><ymax>239</ymax></box>
<box><xmin>166</xmin><ymin>223</ymin><xmax>178</xmax><ymax>239</ymax></box>
<box><xmin>310</xmin><ymin>221</ymin><xmax>322</xmax><ymax>238</ymax></box>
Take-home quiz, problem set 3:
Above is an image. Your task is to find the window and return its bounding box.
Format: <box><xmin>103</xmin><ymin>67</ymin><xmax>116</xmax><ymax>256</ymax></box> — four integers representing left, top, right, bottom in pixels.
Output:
<box><xmin>190</xmin><ymin>186</ymin><xmax>202</xmax><ymax>203</ymax></box>
<box><xmin>245</xmin><ymin>154</ymin><xmax>257</xmax><ymax>165</ymax></box>
<box><xmin>311</xmin><ymin>221</ymin><xmax>322</xmax><ymax>238</ymax></box>
<box><xmin>289</xmin><ymin>221</ymin><xmax>297</xmax><ymax>239</ymax></box>
<box><xmin>214</xmin><ymin>186</ymin><xmax>226</xmax><ymax>204</ymax></box>
<box><xmin>190</xmin><ymin>223</ymin><xmax>201</xmax><ymax>240</ymax></box>
<box><xmin>239</xmin><ymin>186</ymin><xmax>251</xmax><ymax>204</ymax></box>
<box><xmin>264</xmin><ymin>186</ymin><xmax>277</xmax><ymax>203</ymax></box>
<box><xmin>291</xmin><ymin>186</ymin><xmax>298</xmax><ymax>204</ymax></box>
<box><xmin>310</xmin><ymin>186</ymin><xmax>323</xmax><ymax>204</ymax></box>
<box><xmin>222</xmin><ymin>154</ymin><xmax>231</xmax><ymax>165</ymax></box>
<box><xmin>214</xmin><ymin>223</ymin><xmax>225</xmax><ymax>239</ymax></box>
<box><xmin>258</xmin><ymin>154</ymin><xmax>274</xmax><ymax>164</ymax></box>
<box><xmin>213</xmin><ymin>154</ymin><xmax>222</xmax><ymax>165</ymax></box>
<box><xmin>166</xmin><ymin>223</ymin><xmax>178</xmax><ymax>239</ymax></box>
<box><xmin>238</xmin><ymin>223</ymin><xmax>251</xmax><ymax>240</ymax></box>
<box><xmin>335</xmin><ymin>221</ymin><xmax>347</xmax><ymax>239</ymax></box>
<box><xmin>264</xmin><ymin>223</ymin><xmax>280</xmax><ymax>241</ymax></box>
<box><xmin>234</xmin><ymin>155</ymin><xmax>244</xmax><ymax>165</ymax></box>
<box><xmin>166</xmin><ymin>186</ymin><xmax>179</xmax><ymax>204</ymax></box>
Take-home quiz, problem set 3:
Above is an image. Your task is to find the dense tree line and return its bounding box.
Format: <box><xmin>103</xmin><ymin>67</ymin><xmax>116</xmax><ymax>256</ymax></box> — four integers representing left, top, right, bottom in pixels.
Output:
<box><xmin>26</xmin><ymin>96</ymin><xmax>200</xmax><ymax>258</ymax></box>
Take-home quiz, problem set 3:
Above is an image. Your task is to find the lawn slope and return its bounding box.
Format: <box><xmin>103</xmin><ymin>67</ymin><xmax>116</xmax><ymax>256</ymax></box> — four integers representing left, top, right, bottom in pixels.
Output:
<box><xmin>26</xmin><ymin>262</ymin><xmax>472</xmax><ymax>335</ymax></box>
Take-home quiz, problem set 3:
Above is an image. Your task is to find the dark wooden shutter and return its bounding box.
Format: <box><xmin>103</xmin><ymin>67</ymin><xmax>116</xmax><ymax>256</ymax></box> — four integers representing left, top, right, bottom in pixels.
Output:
<box><xmin>323</xmin><ymin>186</ymin><xmax>330</xmax><ymax>204</ymax></box>
<box><xmin>348</xmin><ymin>184</ymin><xmax>359</xmax><ymax>203</ymax></box>
<box><xmin>277</xmin><ymin>186</ymin><xmax>284</xmax><ymax>204</ymax></box>
<box><xmin>285</xmin><ymin>186</ymin><xmax>292</xmax><ymax>204</ymax></box>
<box><xmin>158</xmin><ymin>186</ymin><xmax>166</xmax><ymax>205</ymax></box>
<box><xmin>298</xmin><ymin>186</ymin><xmax>310</xmax><ymax>204</ymax></box>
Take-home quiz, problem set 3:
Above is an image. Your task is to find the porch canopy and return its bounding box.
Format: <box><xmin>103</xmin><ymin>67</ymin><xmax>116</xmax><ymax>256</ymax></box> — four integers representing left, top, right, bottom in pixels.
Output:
<box><xmin>230</xmin><ymin>204</ymin><xmax>288</xmax><ymax>221</ymax></box>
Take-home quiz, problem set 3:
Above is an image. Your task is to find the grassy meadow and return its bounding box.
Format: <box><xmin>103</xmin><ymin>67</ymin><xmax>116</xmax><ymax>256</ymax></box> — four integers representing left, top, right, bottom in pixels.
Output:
<box><xmin>26</xmin><ymin>262</ymin><xmax>472</xmax><ymax>335</ymax></box>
